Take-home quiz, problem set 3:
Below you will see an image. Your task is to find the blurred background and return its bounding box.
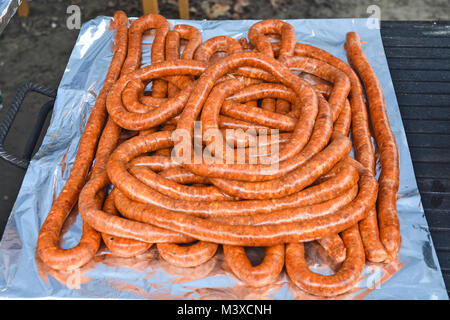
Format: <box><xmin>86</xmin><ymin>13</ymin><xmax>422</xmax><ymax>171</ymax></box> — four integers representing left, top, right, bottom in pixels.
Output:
<box><xmin>0</xmin><ymin>0</ymin><xmax>449</xmax><ymax>233</ymax></box>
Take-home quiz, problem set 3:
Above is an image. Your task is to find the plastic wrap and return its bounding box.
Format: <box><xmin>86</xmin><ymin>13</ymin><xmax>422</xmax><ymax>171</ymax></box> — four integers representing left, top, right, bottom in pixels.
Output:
<box><xmin>0</xmin><ymin>16</ymin><xmax>447</xmax><ymax>299</ymax></box>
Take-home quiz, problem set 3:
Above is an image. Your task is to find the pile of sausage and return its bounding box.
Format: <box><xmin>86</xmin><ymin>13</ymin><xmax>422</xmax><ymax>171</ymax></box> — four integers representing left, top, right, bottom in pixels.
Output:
<box><xmin>36</xmin><ymin>11</ymin><xmax>400</xmax><ymax>297</ymax></box>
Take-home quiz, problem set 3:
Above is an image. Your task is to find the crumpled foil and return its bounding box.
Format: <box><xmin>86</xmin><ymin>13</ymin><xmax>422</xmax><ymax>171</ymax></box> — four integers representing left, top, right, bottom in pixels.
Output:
<box><xmin>0</xmin><ymin>0</ymin><xmax>20</xmax><ymax>35</ymax></box>
<box><xmin>0</xmin><ymin>16</ymin><xmax>447</xmax><ymax>300</ymax></box>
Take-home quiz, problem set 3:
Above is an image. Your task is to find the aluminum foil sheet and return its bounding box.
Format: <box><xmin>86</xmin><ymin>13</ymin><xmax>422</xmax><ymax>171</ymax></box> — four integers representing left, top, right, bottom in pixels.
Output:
<box><xmin>0</xmin><ymin>0</ymin><xmax>20</xmax><ymax>35</ymax></box>
<box><xmin>0</xmin><ymin>16</ymin><xmax>448</xmax><ymax>300</ymax></box>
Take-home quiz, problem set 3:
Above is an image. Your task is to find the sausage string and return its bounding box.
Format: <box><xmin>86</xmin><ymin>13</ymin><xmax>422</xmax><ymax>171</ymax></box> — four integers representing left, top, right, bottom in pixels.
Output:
<box><xmin>36</xmin><ymin>13</ymin><xmax>400</xmax><ymax>297</ymax></box>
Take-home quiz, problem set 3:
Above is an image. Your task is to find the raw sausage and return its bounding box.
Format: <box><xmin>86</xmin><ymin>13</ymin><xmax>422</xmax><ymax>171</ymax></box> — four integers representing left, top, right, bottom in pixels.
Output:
<box><xmin>345</xmin><ymin>32</ymin><xmax>400</xmax><ymax>259</ymax></box>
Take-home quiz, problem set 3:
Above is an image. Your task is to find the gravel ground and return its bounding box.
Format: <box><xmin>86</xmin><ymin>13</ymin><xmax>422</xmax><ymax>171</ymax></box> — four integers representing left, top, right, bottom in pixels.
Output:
<box><xmin>0</xmin><ymin>0</ymin><xmax>449</xmax><ymax>235</ymax></box>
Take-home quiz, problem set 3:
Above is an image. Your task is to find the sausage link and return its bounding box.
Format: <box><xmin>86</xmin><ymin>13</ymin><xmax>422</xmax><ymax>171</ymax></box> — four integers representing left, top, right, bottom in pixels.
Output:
<box><xmin>157</xmin><ymin>30</ymin><xmax>223</xmax><ymax>268</ymax></box>
<box><xmin>107</xmin><ymin>132</ymin><xmax>357</xmax><ymax>216</ymax></box>
<box><xmin>177</xmin><ymin>53</ymin><xmax>320</xmax><ymax>180</ymax></box>
<box><xmin>312</xmin><ymin>83</ymin><xmax>332</xmax><ymax>97</ymax></box>
<box><xmin>164</xmin><ymin>27</ymin><xmax>201</xmax><ymax>99</ymax></box>
<box><xmin>317</xmin><ymin>234</ymin><xmax>347</xmax><ymax>264</ymax></box>
<box><xmin>139</xmin><ymin>127</ymin><xmax>158</xmax><ymax>137</ymax></box>
<box><xmin>232</xmin><ymin>66</ymin><xmax>278</xmax><ymax>82</ymax></box>
<box><xmin>129</xmin><ymin>165</ymin><xmax>235</xmax><ymax>201</ymax></box>
<box><xmin>221</xmin><ymin>100</ymin><xmax>296</xmax><ymax>131</ymax></box>
<box><xmin>173</xmin><ymin>24</ymin><xmax>202</xmax><ymax>60</ymax></box>
<box><xmin>248</xmin><ymin>19</ymin><xmax>296</xmax><ymax>58</ymax></box>
<box><xmin>193</xmin><ymin>38</ymin><xmax>281</xmax><ymax>166</ymax></box>
<box><xmin>202</xmin><ymin>80</ymin><xmax>291</xmax><ymax>158</ymax></box>
<box><xmin>122</xmin><ymin>14</ymin><xmax>168</xmax><ymax>74</ymax></box>
<box><xmin>345</xmin><ymin>32</ymin><xmax>400</xmax><ymax>259</ymax></box>
<box><xmin>275</xmin><ymin>99</ymin><xmax>290</xmax><ymax>114</ymax></box>
<box><xmin>219</xmin><ymin>129</ymin><xmax>289</xmax><ymax>153</ymax></box>
<box><xmin>294</xmin><ymin>42</ymin><xmax>389</xmax><ymax>262</ymax></box>
<box><xmin>209</xmin><ymin>182</ymin><xmax>358</xmax><ymax>226</ymax></box>
<box><xmin>293</xmin><ymin>43</ymin><xmax>376</xmax><ymax>175</ymax></box>
<box><xmin>122</xmin><ymin>14</ymin><xmax>170</xmax><ymax>98</ymax></box>
<box><xmin>36</xmin><ymin>11</ymin><xmax>129</xmax><ymax>271</ymax></box>
<box><xmin>208</xmin><ymin>134</ymin><xmax>351</xmax><ymax>199</ymax></box>
<box><xmin>223</xmin><ymin>244</ymin><xmax>285</xmax><ymax>287</ymax></box>
<box><xmin>129</xmin><ymin>155</ymin><xmax>181</xmax><ymax>171</ymax></box>
<box><xmin>153</xmin><ymin>147</ymin><xmax>172</xmax><ymax>157</ymax></box>
<box><xmin>358</xmin><ymin>208</ymin><xmax>389</xmax><ymax>262</ymax></box>
<box><xmin>140</xmin><ymin>93</ymin><xmax>166</xmax><ymax>108</ymax></box>
<box><xmin>218</xmin><ymin>115</ymin><xmax>273</xmax><ymax>133</ymax></box>
<box><xmin>228</xmin><ymin>82</ymin><xmax>295</xmax><ymax>105</ymax></box>
<box><xmin>121</xmin><ymin>73</ymin><xmax>191</xmax><ymax>114</ymax></box>
<box><xmin>194</xmin><ymin>36</ymin><xmax>243</xmax><ymax>63</ymax></box>
<box><xmin>157</xmin><ymin>241</ymin><xmax>218</xmax><ymax>267</ymax></box>
<box><xmin>79</xmin><ymin>173</ymin><xmax>194</xmax><ymax>244</ymax></box>
<box><xmin>122</xmin><ymin>79</ymin><xmax>160</xmax><ymax>113</ymax></box>
<box><xmin>285</xmin><ymin>225</ymin><xmax>364</xmax><ymax>297</ymax></box>
<box><xmin>278</xmin><ymin>55</ymin><xmax>351</xmax><ymax>122</ymax></box>
<box><xmin>260</xmin><ymin>98</ymin><xmax>276</xmax><ymax>112</ymax></box>
<box><xmin>101</xmin><ymin>190</ymin><xmax>153</xmax><ymax>258</ymax></box>
<box><xmin>223</xmin><ymin>82</ymin><xmax>298</xmax><ymax>132</ymax></box>
<box><xmin>248</xmin><ymin>20</ymin><xmax>295</xmax><ymax>118</ymax></box>
<box><xmin>112</xmin><ymin>163</ymin><xmax>376</xmax><ymax>246</ymax></box>
<box><xmin>93</xmin><ymin>14</ymin><xmax>174</xmax><ymax>261</ymax></box>
<box><xmin>238</xmin><ymin>37</ymin><xmax>252</xmax><ymax>51</ymax></box>
<box><xmin>246</xmin><ymin>100</ymin><xmax>258</xmax><ymax>108</ymax></box>
<box><xmin>160</xmin><ymin>252</ymin><xmax>218</xmax><ymax>282</ymax></box>
<box><xmin>81</xmin><ymin>14</ymin><xmax>173</xmax><ymax>262</ymax></box>
<box><xmin>159</xmin><ymin>167</ymin><xmax>210</xmax><ymax>185</ymax></box>
<box><xmin>165</xmin><ymin>30</ymin><xmax>182</xmax><ymax>98</ymax></box>
<box><xmin>333</xmin><ymin>99</ymin><xmax>351</xmax><ymax>137</ymax></box>
<box><xmin>107</xmin><ymin>60</ymin><xmax>207</xmax><ymax>130</ymax></box>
